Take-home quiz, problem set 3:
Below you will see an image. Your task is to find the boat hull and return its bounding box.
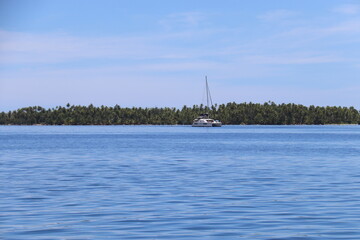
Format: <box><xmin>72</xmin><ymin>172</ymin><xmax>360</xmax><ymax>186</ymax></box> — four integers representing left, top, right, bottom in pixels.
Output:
<box><xmin>192</xmin><ymin>122</ymin><xmax>222</xmax><ymax>127</ymax></box>
<box><xmin>192</xmin><ymin>122</ymin><xmax>213</xmax><ymax>127</ymax></box>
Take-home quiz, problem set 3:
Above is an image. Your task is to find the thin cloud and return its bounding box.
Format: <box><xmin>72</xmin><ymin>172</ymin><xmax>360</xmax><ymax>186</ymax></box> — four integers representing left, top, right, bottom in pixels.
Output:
<box><xmin>280</xmin><ymin>19</ymin><xmax>360</xmax><ymax>45</ymax></box>
<box><xmin>245</xmin><ymin>54</ymin><xmax>344</xmax><ymax>65</ymax></box>
<box><xmin>159</xmin><ymin>12</ymin><xmax>206</xmax><ymax>30</ymax></box>
<box><xmin>0</xmin><ymin>14</ymin><xmax>358</xmax><ymax>74</ymax></box>
<box><xmin>0</xmin><ymin>31</ymin><xmax>170</xmax><ymax>64</ymax></box>
<box><xmin>258</xmin><ymin>9</ymin><xmax>299</xmax><ymax>22</ymax></box>
<box><xmin>324</xmin><ymin>19</ymin><xmax>360</xmax><ymax>34</ymax></box>
<box><xmin>0</xmin><ymin>29</ymin><xmax>227</xmax><ymax>64</ymax></box>
<box><xmin>333</xmin><ymin>4</ymin><xmax>360</xmax><ymax>15</ymax></box>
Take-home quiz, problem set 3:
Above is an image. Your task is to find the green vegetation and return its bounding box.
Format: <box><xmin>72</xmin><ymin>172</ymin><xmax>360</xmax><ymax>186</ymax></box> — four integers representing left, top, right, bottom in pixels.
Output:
<box><xmin>0</xmin><ymin>102</ymin><xmax>359</xmax><ymax>125</ymax></box>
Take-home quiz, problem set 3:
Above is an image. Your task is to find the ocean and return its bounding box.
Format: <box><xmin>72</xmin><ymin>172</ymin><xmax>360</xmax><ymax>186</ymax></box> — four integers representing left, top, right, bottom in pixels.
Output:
<box><xmin>1</xmin><ymin>125</ymin><xmax>360</xmax><ymax>239</ymax></box>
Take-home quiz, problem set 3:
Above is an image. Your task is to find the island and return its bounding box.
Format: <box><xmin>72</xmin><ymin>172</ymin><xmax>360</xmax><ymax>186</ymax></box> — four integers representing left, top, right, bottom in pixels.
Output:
<box><xmin>0</xmin><ymin>102</ymin><xmax>359</xmax><ymax>125</ymax></box>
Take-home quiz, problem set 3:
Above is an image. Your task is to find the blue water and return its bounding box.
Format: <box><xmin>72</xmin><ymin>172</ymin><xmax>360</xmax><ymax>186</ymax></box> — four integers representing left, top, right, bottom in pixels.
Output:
<box><xmin>1</xmin><ymin>125</ymin><xmax>360</xmax><ymax>239</ymax></box>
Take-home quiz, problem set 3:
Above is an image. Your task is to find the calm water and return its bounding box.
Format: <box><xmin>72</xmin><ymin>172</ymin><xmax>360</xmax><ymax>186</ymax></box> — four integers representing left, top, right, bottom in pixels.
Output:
<box><xmin>1</xmin><ymin>125</ymin><xmax>360</xmax><ymax>239</ymax></box>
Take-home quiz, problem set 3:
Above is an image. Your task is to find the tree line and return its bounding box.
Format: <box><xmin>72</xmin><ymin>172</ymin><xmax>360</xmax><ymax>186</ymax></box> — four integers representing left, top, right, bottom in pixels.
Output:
<box><xmin>0</xmin><ymin>102</ymin><xmax>359</xmax><ymax>125</ymax></box>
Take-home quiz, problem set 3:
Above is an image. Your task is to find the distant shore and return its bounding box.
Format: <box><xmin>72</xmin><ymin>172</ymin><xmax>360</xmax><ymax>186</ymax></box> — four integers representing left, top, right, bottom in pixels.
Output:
<box><xmin>1</xmin><ymin>123</ymin><xmax>359</xmax><ymax>126</ymax></box>
<box><xmin>1</xmin><ymin>102</ymin><xmax>359</xmax><ymax>125</ymax></box>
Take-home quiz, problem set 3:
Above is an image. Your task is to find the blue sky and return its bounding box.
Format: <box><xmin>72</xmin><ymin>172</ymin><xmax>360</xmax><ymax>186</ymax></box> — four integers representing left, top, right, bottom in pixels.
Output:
<box><xmin>1</xmin><ymin>0</ymin><xmax>360</xmax><ymax>111</ymax></box>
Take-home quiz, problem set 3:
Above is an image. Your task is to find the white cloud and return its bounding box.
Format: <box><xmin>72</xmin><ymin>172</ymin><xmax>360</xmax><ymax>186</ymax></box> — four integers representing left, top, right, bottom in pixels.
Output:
<box><xmin>324</xmin><ymin>19</ymin><xmax>360</xmax><ymax>34</ymax></box>
<box><xmin>159</xmin><ymin>12</ymin><xmax>206</xmax><ymax>30</ymax></box>
<box><xmin>334</xmin><ymin>4</ymin><xmax>360</xmax><ymax>15</ymax></box>
<box><xmin>277</xmin><ymin>19</ymin><xmax>360</xmax><ymax>45</ymax></box>
<box><xmin>0</xmin><ymin>31</ymin><xmax>161</xmax><ymax>64</ymax></box>
<box><xmin>0</xmin><ymin>29</ymin><xmax>226</xmax><ymax>65</ymax></box>
<box><xmin>258</xmin><ymin>9</ymin><xmax>299</xmax><ymax>22</ymax></box>
<box><xmin>245</xmin><ymin>54</ymin><xmax>344</xmax><ymax>65</ymax></box>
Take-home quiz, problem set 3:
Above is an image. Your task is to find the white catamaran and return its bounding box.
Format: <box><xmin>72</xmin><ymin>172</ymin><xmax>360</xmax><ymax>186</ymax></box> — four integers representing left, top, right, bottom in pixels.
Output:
<box><xmin>192</xmin><ymin>77</ymin><xmax>222</xmax><ymax>127</ymax></box>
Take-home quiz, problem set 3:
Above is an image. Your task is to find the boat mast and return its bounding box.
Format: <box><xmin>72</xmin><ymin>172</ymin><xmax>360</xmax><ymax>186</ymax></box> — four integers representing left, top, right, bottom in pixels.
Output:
<box><xmin>206</xmin><ymin>76</ymin><xmax>209</xmax><ymax>110</ymax></box>
<box><xmin>205</xmin><ymin>76</ymin><xmax>213</xmax><ymax>112</ymax></box>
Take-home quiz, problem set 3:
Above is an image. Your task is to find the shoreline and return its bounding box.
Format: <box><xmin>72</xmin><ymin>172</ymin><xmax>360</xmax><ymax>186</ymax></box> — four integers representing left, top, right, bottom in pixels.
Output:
<box><xmin>1</xmin><ymin>124</ymin><xmax>358</xmax><ymax>126</ymax></box>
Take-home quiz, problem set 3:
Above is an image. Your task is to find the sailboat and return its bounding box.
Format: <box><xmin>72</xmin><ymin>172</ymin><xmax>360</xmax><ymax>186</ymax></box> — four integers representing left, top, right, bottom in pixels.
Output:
<box><xmin>192</xmin><ymin>76</ymin><xmax>222</xmax><ymax>127</ymax></box>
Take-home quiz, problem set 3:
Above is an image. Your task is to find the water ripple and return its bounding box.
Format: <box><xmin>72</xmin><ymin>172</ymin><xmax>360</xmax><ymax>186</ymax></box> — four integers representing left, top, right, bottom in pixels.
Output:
<box><xmin>1</xmin><ymin>125</ymin><xmax>360</xmax><ymax>239</ymax></box>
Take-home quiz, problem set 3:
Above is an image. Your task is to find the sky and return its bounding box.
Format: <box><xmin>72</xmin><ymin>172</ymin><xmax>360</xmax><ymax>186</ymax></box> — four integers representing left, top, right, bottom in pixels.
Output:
<box><xmin>1</xmin><ymin>0</ymin><xmax>360</xmax><ymax>111</ymax></box>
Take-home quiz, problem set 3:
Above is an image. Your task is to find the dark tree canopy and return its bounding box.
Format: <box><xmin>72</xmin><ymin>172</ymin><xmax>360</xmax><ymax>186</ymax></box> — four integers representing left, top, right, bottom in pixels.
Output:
<box><xmin>0</xmin><ymin>102</ymin><xmax>359</xmax><ymax>125</ymax></box>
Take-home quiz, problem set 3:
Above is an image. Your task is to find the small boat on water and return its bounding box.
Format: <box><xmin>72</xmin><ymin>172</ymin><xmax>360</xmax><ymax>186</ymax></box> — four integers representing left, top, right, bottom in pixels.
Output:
<box><xmin>192</xmin><ymin>77</ymin><xmax>222</xmax><ymax>127</ymax></box>
<box><xmin>192</xmin><ymin>113</ymin><xmax>222</xmax><ymax>127</ymax></box>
